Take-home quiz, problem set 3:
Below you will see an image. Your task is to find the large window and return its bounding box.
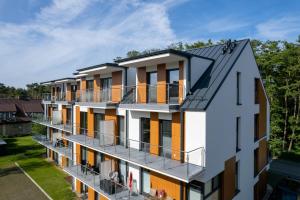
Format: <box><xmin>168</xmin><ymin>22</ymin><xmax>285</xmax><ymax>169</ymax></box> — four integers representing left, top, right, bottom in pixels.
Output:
<box><xmin>235</xmin><ymin>161</ymin><xmax>240</xmax><ymax>192</ymax></box>
<box><xmin>254</xmin><ymin>114</ymin><xmax>259</xmax><ymax>141</ymax></box>
<box><xmin>147</xmin><ymin>72</ymin><xmax>157</xmax><ymax>103</ymax></box>
<box><xmin>100</xmin><ymin>78</ymin><xmax>112</xmax><ymax>101</ymax></box>
<box><xmin>118</xmin><ymin>116</ymin><xmax>125</xmax><ymax>146</ymax></box>
<box><xmin>167</xmin><ymin>69</ymin><xmax>179</xmax><ymax>103</ymax></box>
<box><xmin>81</xmin><ymin>146</ymin><xmax>87</xmax><ymax>164</ymax></box>
<box><xmin>142</xmin><ymin>169</ymin><xmax>150</xmax><ymax>194</ymax></box>
<box><xmin>94</xmin><ymin>113</ymin><xmax>104</xmax><ymax>139</ymax></box>
<box><xmin>203</xmin><ymin>174</ymin><xmax>221</xmax><ymax>200</ymax></box>
<box><xmin>236</xmin><ymin>117</ymin><xmax>241</xmax><ymax>152</ymax></box>
<box><xmin>237</xmin><ymin>72</ymin><xmax>241</xmax><ymax>105</ymax></box>
<box><xmin>159</xmin><ymin>120</ymin><xmax>172</xmax><ymax>158</ymax></box>
<box><xmin>80</xmin><ymin>112</ymin><xmax>87</xmax><ymax>135</ymax></box>
<box><xmin>141</xmin><ymin>118</ymin><xmax>150</xmax><ymax>152</ymax></box>
<box><xmin>188</xmin><ymin>181</ymin><xmax>203</xmax><ymax>200</ymax></box>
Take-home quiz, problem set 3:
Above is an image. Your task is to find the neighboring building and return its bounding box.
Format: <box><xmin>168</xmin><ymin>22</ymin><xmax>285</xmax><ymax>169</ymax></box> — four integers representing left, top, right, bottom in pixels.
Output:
<box><xmin>0</xmin><ymin>99</ymin><xmax>43</xmax><ymax>136</ymax></box>
<box><xmin>33</xmin><ymin>39</ymin><xmax>270</xmax><ymax>200</ymax></box>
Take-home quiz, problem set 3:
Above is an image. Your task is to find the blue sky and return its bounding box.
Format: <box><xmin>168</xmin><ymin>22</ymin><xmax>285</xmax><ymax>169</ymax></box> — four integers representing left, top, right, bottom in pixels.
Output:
<box><xmin>0</xmin><ymin>0</ymin><xmax>299</xmax><ymax>87</ymax></box>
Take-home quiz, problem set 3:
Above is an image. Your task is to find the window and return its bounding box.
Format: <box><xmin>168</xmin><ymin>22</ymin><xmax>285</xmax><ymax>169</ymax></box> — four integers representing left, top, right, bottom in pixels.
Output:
<box><xmin>236</xmin><ymin>117</ymin><xmax>241</xmax><ymax>152</ymax></box>
<box><xmin>159</xmin><ymin>120</ymin><xmax>172</xmax><ymax>158</ymax></box>
<box><xmin>237</xmin><ymin>72</ymin><xmax>241</xmax><ymax>105</ymax></box>
<box><xmin>167</xmin><ymin>69</ymin><xmax>179</xmax><ymax>104</ymax></box>
<box><xmin>80</xmin><ymin>112</ymin><xmax>87</xmax><ymax>135</ymax></box>
<box><xmin>235</xmin><ymin>161</ymin><xmax>240</xmax><ymax>191</ymax></box>
<box><xmin>147</xmin><ymin>72</ymin><xmax>157</xmax><ymax>103</ymax></box>
<box><xmin>188</xmin><ymin>181</ymin><xmax>203</xmax><ymax>200</ymax></box>
<box><xmin>254</xmin><ymin>114</ymin><xmax>259</xmax><ymax>141</ymax></box>
<box><xmin>100</xmin><ymin>78</ymin><xmax>112</xmax><ymax>101</ymax></box>
<box><xmin>118</xmin><ymin>116</ymin><xmax>125</xmax><ymax>146</ymax></box>
<box><xmin>94</xmin><ymin>113</ymin><xmax>104</xmax><ymax>139</ymax></box>
<box><xmin>142</xmin><ymin>169</ymin><xmax>150</xmax><ymax>194</ymax></box>
<box><xmin>119</xmin><ymin>160</ymin><xmax>127</xmax><ymax>186</ymax></box>
<box><xmin>254</xmin><ymin>148</ymin><xmax>259</xmax><ymax>177</ymax></box>
<box><xmin>81</xmin><ymin>146</ymin><xmax>87</xmax><ymax>164</ymax></box>
<box><xmin>203</xmin><ymin>175</ymin><xmax>221</xmax><ymax>199</ymax></box>
<box><xmin>255</xmin><ymin>78</ymin><xmax>259</xmax><ymax>104</ymax></box>
<box><xmin>141</xmin><ymin>118</ymin><xmax>150</xmax><ymax>152</ymax></box>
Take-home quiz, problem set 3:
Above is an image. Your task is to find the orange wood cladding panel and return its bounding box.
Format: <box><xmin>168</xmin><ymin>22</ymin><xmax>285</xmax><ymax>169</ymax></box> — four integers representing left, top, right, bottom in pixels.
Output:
<box><xmin>62</xmin><ymin>106</ymin><xmax>67</xmax><ymax>124</ymax></box>
<box><xmin>87</xmin><ymin>108</ymin><xmax>94</xmax><ymax>137</ymax></box>
<box><xmin>258</xmin><ymin>81</ymin><xmax>267</xmax><ymax>139</ymax></box>
<box><xmin>137</xmin><ymin>67</ymin><xmax>147</xmax><ymax>103</ymax></box>
<box><xmin>254</xmin><ymin>169</ymin><xmax>268</xmax><ymax>200</ymax></box>
<box><xmin>94</xmin><ymin>74</ymin><xmax>100</xmax><ymax>102</ymax></box>
<box><xmin>100</xmin><ymin>194</ymin><xmax>108</xmax><ymax>200</ymax></box>
<box><xmin>157</xmin><ymin>63</ymin><xmax>167</xmax><ymax>104</ymax></box>
<box><xmin>76</xmin><ymin>179</ymin><xmax>82</xmax><ymax>193</ymax></box>
<box><xmin>222</xmin><ymin>156</ymin><xmax>236</xmax><ymax>200</ymax></box>
<box><xmin>81</xmin><ymin>78</ymin><xmax>86</xmax><ymax>91</ymax></box>
<box><xmin>179</xmin><ymin>61</ymin><xmax>184</xmax><ymax>104</ymax></box>
<box><xmin>258</xmin><ymin>139</ymin><xmax>268</xmax><ymax>172</ymax></box>
<box><xmin>76</xmin><ymin>106</ymin><xmax>80</xmax><ymax>134</ymax></box>
<box><xmin>150</xmin><ymin>112</ymin><xmax>159</xmax><ymax>155</ymax></box>
<box><xmin>66</xmin><ymin>83</ymin><xmax>71</xmax><ymax>101</ymax></box>
<box><xmin>88</xmin><ymin>187</ymin><xmax>95</xmax><ymax>200</ymax></box>
<box><xmin>104</xmin><ymin>109</ymin><xmax>118</xmax><ymax>137</ymax></box>
<box><xmin>61</xmin><ymin>156</ymin><xmax>67</xmax><ymax>167</ymax></box>
<box><xmin>112</xmin><ymin>71</ymin><xmax>122</xmax><ymax>103</ymax></box>
<box><xmin>87</xmin><ymin>148</ymin><xmax>95</xmax><ymax>166</ymax></box>
<box><xmin>76</xmin><ymin>144</ymin><xmax>81</xmax><ymax>164</ymax></box>
<box><xmin>171</xmin><ymin>112</ymin><xmax>181</xmax><ymax>161</ymax></box>
<box><xmin>49</xmin><ymin>150</ymin><xmax>53</xmax><ymax>160</ymax></box>
<box><xmin>150</xmin><ymin>171</ymin><xmax>180</xmax><ymax>200</ymax></box>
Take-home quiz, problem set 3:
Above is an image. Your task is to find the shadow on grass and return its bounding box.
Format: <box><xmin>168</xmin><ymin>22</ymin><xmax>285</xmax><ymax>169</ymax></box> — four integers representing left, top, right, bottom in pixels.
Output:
<box><xmin>0</xmin><ymin>166</ymin><xmax>22</xmax><ymax>177</ymax></box>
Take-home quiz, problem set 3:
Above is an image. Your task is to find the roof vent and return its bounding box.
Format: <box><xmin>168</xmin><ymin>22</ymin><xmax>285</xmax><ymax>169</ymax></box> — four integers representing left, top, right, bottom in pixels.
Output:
<box><xmin>222</xmin><ymin>39</ymin><xmax>237</xmax><ymax>54</ymax></box>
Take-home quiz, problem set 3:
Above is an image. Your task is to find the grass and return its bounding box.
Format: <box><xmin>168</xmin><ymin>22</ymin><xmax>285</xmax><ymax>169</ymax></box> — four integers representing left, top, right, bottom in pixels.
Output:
<box><xmin>0</xmin><ymin>135</ymin><xmax>76</xmax><ymax>200</ymax></box>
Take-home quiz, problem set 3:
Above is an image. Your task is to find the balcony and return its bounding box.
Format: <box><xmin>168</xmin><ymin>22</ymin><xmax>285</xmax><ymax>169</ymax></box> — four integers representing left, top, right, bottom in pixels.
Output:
<box><xmin>64</xmin><ymin>129</ymin><xmax>205</xmax><ymax>183</ymax></box>
<box><xmin>32</xmin><ymin>134</ymin><xmax>72</xmax><ymax>159</ymax></box>
<box><xmin>75</xmin><ymin>88</ymin><xmax>122</xmax><ymax>108</ymax></box>
<box><xmin>64</xmin><ymin>160</ymin><xmax>145</xmax><ymax>200</ymax></box>
<box><xmin>120</xmin><ymin>83</ymin><xmax>182</xmax><ymax>112</ymax></box>
<box><xmin>42</xmin><ymin>92</ymin><xmax>74</xmax><ymax>104</ymax></box>
<box><xmin>32</xmin><ymin>116</ymin><xmax>73</xmax><ymax>133</ymax></box>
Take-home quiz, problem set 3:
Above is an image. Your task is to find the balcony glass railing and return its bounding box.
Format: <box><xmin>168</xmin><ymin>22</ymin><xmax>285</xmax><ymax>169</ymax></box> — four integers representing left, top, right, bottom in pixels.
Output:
<box><xmin>32</xmin><ymin>134</ymin><xmax>72</xmax><ymax>158</ymax></box>
<box><xmin>42</xmin><ymin>92</ymin><xmax>67</xmax><ymax>102</ymax></box>
<box><xmin>32</xmin><ymin>116</ymin><xmax>73</xmax><ymax>133</ymax></box>
<box><xmin>78</xmin><ymin>88</ymin><xmax>122</xmax><ymax>103</ymax></box>
<box><xmin>122</xmin><ymin>83</ymin><xmax>183</xmax><ymax>105</ymax></box>
<box><xmin>63</xmin><ymin>128</ymin><xmax>205</xmax><ymax>181</ymax></box>
<box><xmin>64</xmin><ymin>159</ymin><xmax>146</xmax><ymax>200</ymax></box>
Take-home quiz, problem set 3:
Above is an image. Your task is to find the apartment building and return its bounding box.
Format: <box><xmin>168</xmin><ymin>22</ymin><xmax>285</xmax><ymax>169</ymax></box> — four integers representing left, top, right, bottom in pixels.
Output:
<box><xmin>32</xmin><ymin>39</ymin><xmax>270</xmax><ymax>200</ymax></box>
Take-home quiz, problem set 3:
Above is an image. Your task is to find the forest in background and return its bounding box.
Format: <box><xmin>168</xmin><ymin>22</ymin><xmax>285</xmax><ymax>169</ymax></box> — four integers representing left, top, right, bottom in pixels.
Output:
<box><xmin>1</xmin><ymin>36</ymin><xmax>299</xmax><ymax>158</ymax></box>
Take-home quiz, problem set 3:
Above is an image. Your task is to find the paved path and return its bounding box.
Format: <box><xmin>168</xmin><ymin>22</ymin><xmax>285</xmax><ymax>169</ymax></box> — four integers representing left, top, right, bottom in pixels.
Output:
<box><xmin>270</xmin><ymin>159</ymin><xmax>300</xmax><ymax>180</ymax></box>
<box><xmin>0</xmin><ymin>166</ymin><xmax>49</xmax><ymax>200</ymax></box>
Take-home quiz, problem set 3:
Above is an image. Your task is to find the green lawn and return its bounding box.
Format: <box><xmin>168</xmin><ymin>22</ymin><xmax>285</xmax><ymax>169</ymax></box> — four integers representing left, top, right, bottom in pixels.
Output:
<box><xmin>0</xmin><ymin>135</ymin><xmax>76</xmax><ymax>200</ymax></box>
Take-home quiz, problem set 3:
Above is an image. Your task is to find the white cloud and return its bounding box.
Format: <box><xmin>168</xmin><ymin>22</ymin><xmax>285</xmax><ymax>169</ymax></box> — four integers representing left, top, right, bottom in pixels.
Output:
<box><xmin>0</xmin><ymin>0</ymin><xmax>183</xmax><ymax>87</ymax></box>
<box><xmin>256</xmin><ymin>16</ymin><xmax>300</xmax><ymax>40</ymax></box>
<box><xmin>206</xmin><ymin>17</ymin><xmax>249</xmax><ymax>33</ymax></box>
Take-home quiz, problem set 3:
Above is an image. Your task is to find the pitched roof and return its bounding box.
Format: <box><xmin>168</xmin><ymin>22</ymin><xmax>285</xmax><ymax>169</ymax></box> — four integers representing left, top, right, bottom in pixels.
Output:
<box><xmin>0</xmin><ymin>103</ymin><xmax>17</xmax><ymax>112</ymax></box>
<box><xmin>181</xmin><ymin>39</ymin><xmax>249</xmax><ymax>110</ymax></box>
<box><xmin>76</xmin><ymin>63</ymin><xmax>122</xmax><ymax>72</ymax></box>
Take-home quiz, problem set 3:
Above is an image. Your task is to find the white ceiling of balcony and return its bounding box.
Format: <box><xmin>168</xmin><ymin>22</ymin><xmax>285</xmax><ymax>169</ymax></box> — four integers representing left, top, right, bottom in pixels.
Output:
<box><xmin>77</xmin><ymin>66</ymin><xmax>123</xmax><ymax>76</ymax></box>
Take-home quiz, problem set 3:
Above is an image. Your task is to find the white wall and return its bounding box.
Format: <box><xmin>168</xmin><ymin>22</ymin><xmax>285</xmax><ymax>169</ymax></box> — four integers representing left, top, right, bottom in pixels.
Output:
<box><xmin>128</xmin><ymin>164</ymin><xmax>141</xmax><ymax>192</ymax></box>
<box><xmin>190</xmin><ymin>57</ymin><xmax>212</xmax><ymax>87</ymax></box>
<box><xmin>202</xmin><ymin>43</ymin><xmax>269</xmax><ymax>199</ymax></box>
<box><xmin>185</xmin><ymin>111</ymin><xmax>206</xmax><ymax>166</ymax></box>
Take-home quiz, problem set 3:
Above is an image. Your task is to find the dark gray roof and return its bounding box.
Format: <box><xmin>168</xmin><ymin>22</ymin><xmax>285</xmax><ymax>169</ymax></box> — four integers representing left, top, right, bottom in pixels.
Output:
<box><xmin>181</xmin><ymin>39</ymin><xmax>249</xmax><ymax>110</ymax></box>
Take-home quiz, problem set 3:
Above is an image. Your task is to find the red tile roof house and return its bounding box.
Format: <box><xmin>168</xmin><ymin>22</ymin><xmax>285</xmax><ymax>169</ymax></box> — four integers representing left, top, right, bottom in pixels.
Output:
<box><xmin>0</xmin><ymin>99</ymin><xmax>44</xmax><ymax>136</ymax></box>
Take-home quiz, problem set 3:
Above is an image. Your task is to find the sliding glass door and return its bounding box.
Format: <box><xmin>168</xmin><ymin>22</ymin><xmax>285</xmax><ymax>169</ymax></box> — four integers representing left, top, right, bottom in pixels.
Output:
<box><xmin>159</xmin><ymin>120</ymin><xmax>172</xmax><ymax>158</ymax></box>
<box><xmin>141</xmin><ymin>118</ymin><xmax>150</xmax><ymax>152</ymax></box>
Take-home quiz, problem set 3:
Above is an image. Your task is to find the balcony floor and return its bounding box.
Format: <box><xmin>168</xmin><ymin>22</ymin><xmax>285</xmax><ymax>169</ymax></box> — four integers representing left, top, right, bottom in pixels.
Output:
<box><xmin>33</xmin><ymin>137</ymin><xmax>72</xmax><ymax>159</ymax></box>
<box><xmin>65</xmin><ymin>134</ymin><xmax>204</xmax><ymax>182</ymax></box>
<box><xmin>64</xmin><ymin>165</ymin><xmax>144</xmax><ymax>200</ymax></box>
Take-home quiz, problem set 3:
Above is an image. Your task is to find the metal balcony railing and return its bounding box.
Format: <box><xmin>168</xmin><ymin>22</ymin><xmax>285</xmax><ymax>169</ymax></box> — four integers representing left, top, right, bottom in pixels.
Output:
<box><xmin>32</xmin><ymin>134</ymin><xmax>72</xmax><ymax>159</ymax></box>
<box><xmin>42</xmin><ymin>92</ymin><xmax>67</xmax><ymax>102</ymax></box>
<box><xmin>32</xmin><ymin>116</ymin><xmax>73</xmax><ymax>133</ymax></box>
<box><xmin>64</xmin><ymin>128</ymin><xmax>205</xmax><ymax>181</ymax></box>
<box><xmin>64</xmin><ymin>159</ymin><xmax>146</xmax><ymax>200</ymax></box>
<box><xmin>122</xmin><ymin>83</ymin><xmax>183</xmax><ymax>104</ymax></box>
